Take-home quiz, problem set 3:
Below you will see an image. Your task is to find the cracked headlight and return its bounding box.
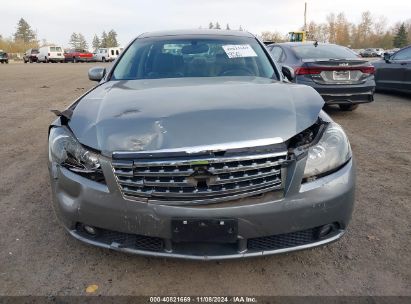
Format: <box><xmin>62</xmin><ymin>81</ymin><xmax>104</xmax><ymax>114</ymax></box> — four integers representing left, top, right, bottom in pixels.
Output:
<box><xmin>49</xmin><ymin>127</ymin><xmax>105</xmax><ymax>182</ymax></box>
<box><xmin>303</xmin><ymin>122</ymin><xmax>351</xmax><ymax>180</ymax></box>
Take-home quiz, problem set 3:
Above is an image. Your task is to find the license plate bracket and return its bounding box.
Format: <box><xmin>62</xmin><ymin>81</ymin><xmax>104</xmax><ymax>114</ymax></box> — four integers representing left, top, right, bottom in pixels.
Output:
<box><xmin>171</xmin><ymin>218</ymin><xmax>238</xmax><ymax>243</ymax></box>
<box><xmin>333</xmin><ymin>70</ymin><xmax>350</xmax><ymax>80</ymax></box>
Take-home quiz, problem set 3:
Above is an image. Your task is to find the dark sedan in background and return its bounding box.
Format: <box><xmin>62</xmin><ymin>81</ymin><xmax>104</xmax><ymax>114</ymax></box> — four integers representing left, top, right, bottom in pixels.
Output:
<box><xmin>372</xmin><ymin>45</ymin><xmax>411</xmax><ymax>94</ymax></box>
<box><xmin>0</xmin><ymin>51</ymin><xmax>9</xmax><ymax>64</ymax></box>
<box><xmin>267</xmin><ymin>42</ymin><xmax>376</xmax><ymax>111</ymax></box>
<box><xmin>23</xmin><ymin>48</ymin><xmax>39</xmax><ymax>63</ymax></box>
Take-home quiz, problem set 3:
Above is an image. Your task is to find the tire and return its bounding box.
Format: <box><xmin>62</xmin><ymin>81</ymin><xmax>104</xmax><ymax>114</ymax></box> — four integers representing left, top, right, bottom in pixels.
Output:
<box><xmin>29</xmin><ymin>58</ymin><xmax>33</xmax><ymax>63</ymax></box>
<box><xmin>45</xmin><ymin>57</ymin><xmax>49</xmax><ymax>63</ymax></box>
<box><xmin>339</xmin><ymin>104</ymin><xmax>359</xmax><ymax>111</ymax></box>
<box><xmin>102</xmin><ymin>57</ymin><xmax>106</xmax><ymax>62</ymax></box>
<box><xmin>73</xmin><ymin>57</ymin><xmax>77</xmax><ymax>63</ymax></box>
<box><xmin>24</xmin><ymin>59</ymin><xmax>27</xmax><ymax>63</ymax></box>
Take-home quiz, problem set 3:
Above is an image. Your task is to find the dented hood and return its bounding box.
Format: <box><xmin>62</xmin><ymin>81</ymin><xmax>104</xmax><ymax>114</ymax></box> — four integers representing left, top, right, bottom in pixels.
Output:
<box><xmin>68</xmin><ymin>77</ymin><xmax>324</xmax><ymax>156</ymax></box>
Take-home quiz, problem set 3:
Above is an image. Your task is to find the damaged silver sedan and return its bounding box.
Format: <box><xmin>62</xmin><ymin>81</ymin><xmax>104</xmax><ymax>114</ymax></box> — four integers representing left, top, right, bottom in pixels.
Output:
<box><xmin>48</xmin><ymin>30</ymin><xmax>355</xmax><ymax>260</ymax></box>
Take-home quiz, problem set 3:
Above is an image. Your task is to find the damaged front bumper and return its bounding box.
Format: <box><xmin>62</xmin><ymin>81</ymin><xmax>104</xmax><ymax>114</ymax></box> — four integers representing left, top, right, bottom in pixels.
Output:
<box><xmin>49</xmin><ymin>149</ymin><xmax>355</xmax><ymax>260</ymax></box>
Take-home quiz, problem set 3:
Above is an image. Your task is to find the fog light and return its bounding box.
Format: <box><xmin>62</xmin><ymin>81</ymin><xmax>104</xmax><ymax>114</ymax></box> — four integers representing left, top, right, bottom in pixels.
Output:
<box><xmin>83</xmin><ymin>225</ymin><xmax>98</xmax><ymax>235</ymax></box>
<box><xmin>318</xmin><ymin>224</ymin><xmax>334</xmax><ymax>238</ymax></box>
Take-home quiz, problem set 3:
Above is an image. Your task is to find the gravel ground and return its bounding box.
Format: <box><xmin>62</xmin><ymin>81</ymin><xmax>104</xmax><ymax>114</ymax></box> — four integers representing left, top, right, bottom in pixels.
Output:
<box><xmin>0</xmin><ymin>63</ymin><xmax>410</xmax><ymax>296</ymax></box>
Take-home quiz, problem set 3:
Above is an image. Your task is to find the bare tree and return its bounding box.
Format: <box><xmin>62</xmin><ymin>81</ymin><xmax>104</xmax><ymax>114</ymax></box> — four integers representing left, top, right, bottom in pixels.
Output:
<box><xmin>260</xmin><ymin>31</ymin><xmax>286</xmax><ymax>43</ymax></box>
<box><xmin>335</xmin><ymin>13</ymin><xmax>350</xmax><ymax>46</ymax></box>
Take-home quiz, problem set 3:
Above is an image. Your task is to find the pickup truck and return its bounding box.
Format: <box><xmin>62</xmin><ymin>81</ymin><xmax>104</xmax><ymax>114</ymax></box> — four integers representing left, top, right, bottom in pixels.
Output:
<box><xmin>64</xmin><ymin>49</ymin><xmax>93</xmax><ymax>62</ymax></box>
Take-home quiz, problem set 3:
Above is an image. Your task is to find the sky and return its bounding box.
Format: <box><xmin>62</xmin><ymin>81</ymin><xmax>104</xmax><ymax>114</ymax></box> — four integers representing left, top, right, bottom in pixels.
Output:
<box><xmin>1</xmin><ymin>0</ymin><xmax>410</xmax><ymax>48</ymax></box>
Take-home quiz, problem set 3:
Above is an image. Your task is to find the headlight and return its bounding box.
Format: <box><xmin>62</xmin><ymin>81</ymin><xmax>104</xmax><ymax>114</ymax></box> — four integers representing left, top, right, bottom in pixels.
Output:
<box><xmin>49</xmin><ymin>127</ymin><xmax>104</xmax><ymax>181</ymax></box>
<box><xmin>303</xmin><ymin>122</ymin><xmax>351</xmax><ymax>179</ymax></box>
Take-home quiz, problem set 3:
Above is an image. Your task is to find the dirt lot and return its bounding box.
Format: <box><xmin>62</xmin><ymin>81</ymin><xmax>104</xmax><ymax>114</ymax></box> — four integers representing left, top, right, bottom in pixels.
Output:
<box><xmin>0</xmin><ymin>63</ymin><xmax>410</xmax><ymax>296</ymax></box>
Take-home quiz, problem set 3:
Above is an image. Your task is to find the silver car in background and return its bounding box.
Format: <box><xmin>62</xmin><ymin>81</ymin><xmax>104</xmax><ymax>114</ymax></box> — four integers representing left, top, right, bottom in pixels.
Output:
<box><xmin>48</xmin><ymin>30</ymin><xmax>355</xmax><ymax>260</ymax></box>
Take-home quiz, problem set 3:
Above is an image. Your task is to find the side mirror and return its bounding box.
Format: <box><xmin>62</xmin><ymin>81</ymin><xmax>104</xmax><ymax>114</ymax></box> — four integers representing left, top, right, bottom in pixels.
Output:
<box><xmin>282</xmin><ymin>65</ymin><xmax>295</xmax><ymax>82</ymax></box>
<box><xmin>383</xmin><ymin>53</ymin><xmax>391</xmax><ymax>63</ymax></box>
<box><xmin>88</xmin><ymin>67</ymin><xmax>106</xmax><ymax>82</ymax></box>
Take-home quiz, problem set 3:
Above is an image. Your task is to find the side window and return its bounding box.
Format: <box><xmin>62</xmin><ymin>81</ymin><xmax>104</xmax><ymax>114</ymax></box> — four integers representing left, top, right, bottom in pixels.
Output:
<box><xmin>270</xmin><ymin>46</ymin><xmax>284</xmax><ymax>62</ymax></box>
<box><xmin>392</xmin><ymin>48</ymin><xmax>411</xmax><ymax>61</ymax></box>
<box><xmin>111</xmin><ymin>50</ymin><xmax>115</xmax><ymax>55</ymax></box>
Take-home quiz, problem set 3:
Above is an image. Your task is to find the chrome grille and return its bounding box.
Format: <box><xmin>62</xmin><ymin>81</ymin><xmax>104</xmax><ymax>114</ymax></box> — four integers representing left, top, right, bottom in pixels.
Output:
<box><xmin>112</xmin><ymin>151</ymin><xmax>287</xmax><ymax>205</ymax></box>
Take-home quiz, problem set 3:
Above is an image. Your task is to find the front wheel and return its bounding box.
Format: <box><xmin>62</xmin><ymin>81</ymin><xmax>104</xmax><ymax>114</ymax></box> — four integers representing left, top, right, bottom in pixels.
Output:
<box><xmin>339</xmin><ymin>104</ymin><xmax>359</xmax><ymax>111</ymax></box>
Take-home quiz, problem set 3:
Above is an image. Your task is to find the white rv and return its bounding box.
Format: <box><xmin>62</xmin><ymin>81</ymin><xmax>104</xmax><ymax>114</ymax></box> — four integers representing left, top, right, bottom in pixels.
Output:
<box><xmin>93</xmin><ymin>47</ymin><xmax>123</xmax><ymax>62</ymax></box>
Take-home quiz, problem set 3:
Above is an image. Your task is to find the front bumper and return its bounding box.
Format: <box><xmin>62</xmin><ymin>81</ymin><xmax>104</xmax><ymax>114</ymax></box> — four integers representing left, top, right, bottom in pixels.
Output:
<box><xmin>49</xmin><ymin>156</ymin><xmax>356</xmax><ymax>260</ymax></box>
<box><xmin>296</xmin><ymin>77</ymin><xmax>375</xmax><ymax>105</ymax></box>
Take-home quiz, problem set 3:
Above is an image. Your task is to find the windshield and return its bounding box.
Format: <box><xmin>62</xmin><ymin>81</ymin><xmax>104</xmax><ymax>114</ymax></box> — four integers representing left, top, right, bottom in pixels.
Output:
<box><xmin>292</xmin><ymin>44</ymin><xmax>359</xmax><ymax>59</ymax></box>
<box><xmin>50</xmin><ymin>47</ymin><xmax>62</xmax><ymax>52</ymax></box>
<box><xmin>112</xmin><ymin>36</ymin><xmax>277</xmax><ymax>80</ymax></box>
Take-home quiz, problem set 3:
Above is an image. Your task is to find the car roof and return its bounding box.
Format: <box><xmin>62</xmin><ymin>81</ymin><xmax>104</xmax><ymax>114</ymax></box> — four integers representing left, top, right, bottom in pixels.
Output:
<box><xmin>138</xmin><ymin>29</ymin><xmax>255</xmax><ymax>39</ymax></box>
<box><xmin>271</xmin><ymin>42</ymin><xmax>342</xmax><ymax>47</ymax></box>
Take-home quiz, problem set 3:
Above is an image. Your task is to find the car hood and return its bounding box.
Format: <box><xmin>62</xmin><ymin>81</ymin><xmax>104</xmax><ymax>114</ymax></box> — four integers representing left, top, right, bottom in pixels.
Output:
<box><xmin>68</xmin><ymin>77</ymin><xmax>324</xmax><ymax>156</ymax></box>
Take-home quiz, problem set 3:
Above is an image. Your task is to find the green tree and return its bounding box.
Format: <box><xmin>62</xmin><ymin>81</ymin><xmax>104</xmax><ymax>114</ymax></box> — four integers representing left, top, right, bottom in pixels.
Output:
<box><xmin>78</xmin><ymin>33</ymin><xmax>88</xmax><ymax>49</ymax></box>
<box><xmin>69</xmin><ymin>32</ymin><xmax>88</xmax><ymax>49</ymax></box>
<box><xmin>92</xmin><ymin>34</ymin><xmax>100</xmax><ymax>49</ymax></box>
<box><xmin>208</xmin><ymin>22</ymin><xmax>214</xmax><ymax>29</ymax></box>
<box><xmin>393</xmin><ymin>23</ymin><xmax>408</xmax><ymax>48</ymax></box>
<box><xmin>69</xmin><ymin>32</ymin><xmax>79</xmax><ymax>48</ymax></box>
<box><xmin>106</xmin><ymin>30</ymin><xmax>119</xmax><ymax>47</ymax></box>
<box><xmin>13</xmin><ymin>18</ymin><xmax>36</xmax><ymax>43</ymax></box>
<box><xmin>100</xmin><ymin>31</ymin><xmax>108</xmax><ymax>47</ymax></box>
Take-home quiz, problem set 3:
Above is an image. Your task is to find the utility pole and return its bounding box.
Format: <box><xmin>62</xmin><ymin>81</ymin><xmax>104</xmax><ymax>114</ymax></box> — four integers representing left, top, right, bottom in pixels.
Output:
<box><xmin>304</xmin><ymin>2</ymin><xmax>307</xmax><ymax>31</ymax></box>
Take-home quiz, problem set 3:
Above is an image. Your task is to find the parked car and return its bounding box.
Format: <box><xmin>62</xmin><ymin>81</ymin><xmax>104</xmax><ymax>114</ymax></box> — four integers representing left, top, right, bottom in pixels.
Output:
<box><xmin>384</xmin><ymin>48</ymin><xmax>400</xmax><ymax>56</ymax></box>
<box><xmin>48</xmin><ymin>29</ymin><xmax>355</xmax><ymax>260</ymax></box>
<box><xmin>360</xmin><ymin>48</ymin><xmax>384</xmax><ymax>57</ymax></box>
<box><xmin>267</xmin><ymin>42</ymin><xmax>375</xmax><ymax>111</ymax></box>
<box><xmin>23</xmin><ymin>48</ymin><xmax>39</xmax><ymax>63</ymax></box>
<box><xmin>64</xmin><ymin>49</ymin><xmax>94</xmax><ymax>63</ymax></box>
<box><xmin>374</xmin><ymin>48</ymin><xmax>385</xmax><ymax>57</ymax></box>
<box><xmin>372</xmin><ymin>45</ymin><xmax>411</xmax><ymax>93</ymax></box>
<box><xmin>0</xmin><ymin>50</ymin><xmax>9</xmax><ymax>63</ymax></box>
<box><xmin>93</xmin><ymin>47</ymin><xmax>123</xmax><ymax>62</ymax></box>
<box><xmin>37</xmin><ymin>46</ymin><xmax>65</xmax><ymax>63</ymax></box>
